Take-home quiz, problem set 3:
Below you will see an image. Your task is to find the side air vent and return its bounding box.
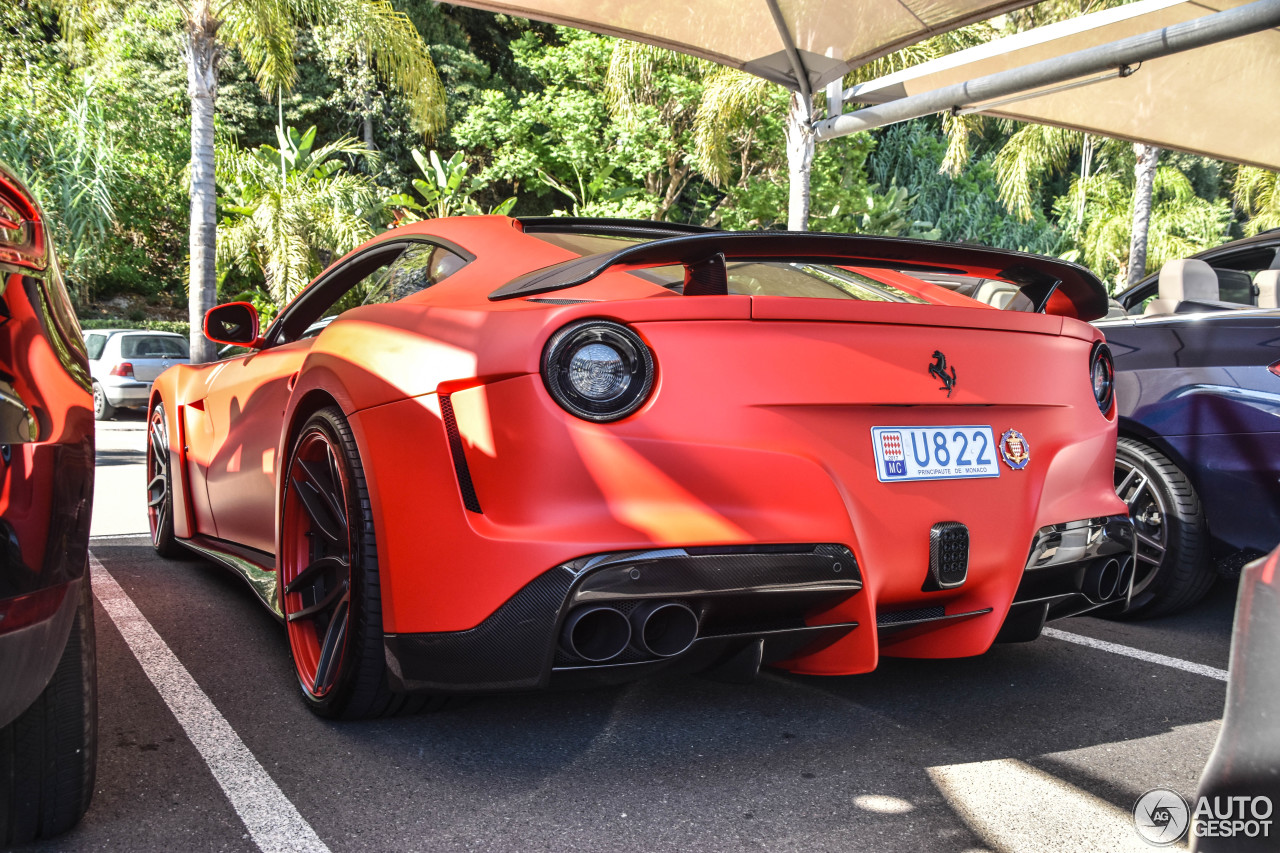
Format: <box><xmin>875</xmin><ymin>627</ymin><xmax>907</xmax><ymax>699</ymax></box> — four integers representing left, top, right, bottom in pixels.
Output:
<box><xmin>925</xmin><ymin>522</ymin><xmax>969</xmax><ymax>590</ymax></box>
<box><xmin>439</xmin><ymin>394</ymin><xmax>482</xmax><ymax>513</ymax></box>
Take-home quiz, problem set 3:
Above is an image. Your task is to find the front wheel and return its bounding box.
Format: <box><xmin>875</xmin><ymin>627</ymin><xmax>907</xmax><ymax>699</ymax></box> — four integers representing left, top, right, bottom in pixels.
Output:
<box><xmin>147</xmin><ymin>403</ymin><xmax>185</xmax><ymax>559</ymax></box>
<box><xmin>1113</xmin><ymin>437</ymin><xmax>1214</xmax><ymax>618</ymax></box>
<box><xmin>279</xmin><ymin>406</ymin><xmax>434</xmax><ymax>719</ymax></box>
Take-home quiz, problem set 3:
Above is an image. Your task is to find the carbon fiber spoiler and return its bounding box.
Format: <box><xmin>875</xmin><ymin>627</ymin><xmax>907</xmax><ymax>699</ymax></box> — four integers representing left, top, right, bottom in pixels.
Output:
<box><xmin>492</xmin><ymin>231</ymin><xmax>1110</xmax><ymax>321</ymax></box>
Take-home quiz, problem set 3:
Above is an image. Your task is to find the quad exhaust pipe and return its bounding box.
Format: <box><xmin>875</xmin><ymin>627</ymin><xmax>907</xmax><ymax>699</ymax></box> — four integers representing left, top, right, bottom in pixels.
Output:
<box><xmin>1084</xmin><ymin>558</ymin><xmax>1122</xmax><ymax>601</ymax></box>
<box><xmin>561</xmin><ymin>605</ymin><xmax>632</xmax><ymax>662</ymax></box>
<box><xmin>630</xmin><ymin>602</ymin><xmax>699</xmax><ymax>658</ymax></box>
<box><xmin>561</xmin><ymin>600</ymin><xmax>700</xmax><ymax>662</ymax></box>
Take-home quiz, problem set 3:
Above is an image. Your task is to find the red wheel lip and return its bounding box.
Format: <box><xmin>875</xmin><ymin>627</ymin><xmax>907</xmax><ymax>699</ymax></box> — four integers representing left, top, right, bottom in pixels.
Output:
<box><xmin>281</xmin><ymin>427</ymin><xmax>353</xmax><ymax>699</ymax></box>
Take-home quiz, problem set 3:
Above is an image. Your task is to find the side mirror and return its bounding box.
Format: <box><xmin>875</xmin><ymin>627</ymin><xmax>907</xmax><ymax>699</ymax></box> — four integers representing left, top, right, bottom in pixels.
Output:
<box><xmin>203</xmin><ymin>302</ymin><xmax>262</xmax><ymax>347</ymax></box>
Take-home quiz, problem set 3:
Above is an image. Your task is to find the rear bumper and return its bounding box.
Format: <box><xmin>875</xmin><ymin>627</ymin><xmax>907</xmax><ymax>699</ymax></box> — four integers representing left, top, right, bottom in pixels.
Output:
<box><xmin>384</xmin><ymin>545</ymin><xmax>862</xmax><ymax>693</ymax></box>
<box><xmin>383</xmin><ymin>518</ymin><xmax>1134</xmax><ymax>694</ymax></box>
<box><xmin>0</xmin><ymin>576</ymin><xmax>81</xmax><ymax>728</ymax></box>
<box><xmin>997</xmin><ymin>515</ymin><xmax>1136</xmax><ymax>640</ymax></box>
<box><xmin>99</xmin><ymin>376</ymin><xmax>151</xmax><ymax>407</ymax></box>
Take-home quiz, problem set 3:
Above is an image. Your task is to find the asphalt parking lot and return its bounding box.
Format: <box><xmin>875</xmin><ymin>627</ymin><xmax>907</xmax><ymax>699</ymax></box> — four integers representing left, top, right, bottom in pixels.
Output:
<box><xmin>18</xmin><ymin>414</ymin><xmax>1236</xmax><ymax>852</ymax></box>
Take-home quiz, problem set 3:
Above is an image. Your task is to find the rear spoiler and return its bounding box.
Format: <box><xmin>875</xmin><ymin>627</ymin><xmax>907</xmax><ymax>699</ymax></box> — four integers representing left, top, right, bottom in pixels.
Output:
<box><xmin>492</xmin><ymin>231</ymin><xmax>1110</xmax><ymax>321</ymax></box>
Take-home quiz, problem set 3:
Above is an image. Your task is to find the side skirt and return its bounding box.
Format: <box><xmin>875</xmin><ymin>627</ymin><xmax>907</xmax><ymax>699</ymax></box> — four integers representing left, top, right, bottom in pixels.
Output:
<box><xmin>181</xmin><ymin>535</ymin><xmax>281</xmax><ymax>619</ymax></box>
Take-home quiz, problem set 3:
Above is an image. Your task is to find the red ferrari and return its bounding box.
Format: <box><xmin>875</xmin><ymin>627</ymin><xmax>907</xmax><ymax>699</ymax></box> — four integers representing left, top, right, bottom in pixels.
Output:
<box><xmin>149</xmin><ymin>216</ymin><xmax>1134</xmax><ymax>718</ymax></box>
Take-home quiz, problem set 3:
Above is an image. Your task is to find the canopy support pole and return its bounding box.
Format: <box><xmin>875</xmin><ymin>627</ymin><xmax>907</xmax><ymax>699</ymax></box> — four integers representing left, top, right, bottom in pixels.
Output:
<box><xmin>812</xmin><ymin>0</ymin><xmax>1280</xmax><ymax>142</ymax></box>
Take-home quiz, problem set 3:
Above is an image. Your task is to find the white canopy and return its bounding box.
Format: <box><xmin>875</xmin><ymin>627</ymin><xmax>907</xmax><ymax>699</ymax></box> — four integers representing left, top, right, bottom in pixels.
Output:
<box><xmin>446</xmin><ymin>0</ymin><xmax>1040</xmax><ymax>94</ymax></box>
<box><xmin>844</xmin><ymin>0</ymin><xmax>1280</xmax><ymax>170</ymax></box>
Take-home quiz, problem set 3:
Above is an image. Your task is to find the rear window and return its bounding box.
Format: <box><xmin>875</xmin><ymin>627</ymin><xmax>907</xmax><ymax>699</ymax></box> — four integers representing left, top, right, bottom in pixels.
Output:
<box><xmin>528</xmin><ymin>232</ymin><xmax>928</xmax><ymax>303</ymax></box>
<box><xmin>85</xmin><ymin>333</ymin><xmax>107</xmax><ymax>360</ymax></box>
<box><xmin>120</xmin><ymin>335</ymin><xmax>189</xmax><ymax>358</ymax></box>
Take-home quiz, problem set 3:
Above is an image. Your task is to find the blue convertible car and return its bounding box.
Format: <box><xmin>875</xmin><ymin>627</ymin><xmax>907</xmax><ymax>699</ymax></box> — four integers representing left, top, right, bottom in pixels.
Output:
<box><xmin>1097</xmin><ymin>231</ymin><xmax>1280</xmax><ymax>616</ymax></box>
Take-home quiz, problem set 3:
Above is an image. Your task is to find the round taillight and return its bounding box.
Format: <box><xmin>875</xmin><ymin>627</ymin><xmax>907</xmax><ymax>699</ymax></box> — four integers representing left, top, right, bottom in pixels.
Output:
<box><xmin>1091</xmin><ymin>342</ymin><xmax>1115</xmax><ymax>414</ymax></box>
<box><xmin>542</xmin><ymin>320</ymin><xmax>654</xmax><ymax>422</ymax></box>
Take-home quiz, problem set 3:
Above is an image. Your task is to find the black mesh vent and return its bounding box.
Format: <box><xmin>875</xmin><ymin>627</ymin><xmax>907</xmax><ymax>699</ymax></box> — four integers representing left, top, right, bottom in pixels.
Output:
<box><xmin>439</xmin><ymin>393</ymin><xmax>482</xmax><ymax>513</ymax></box>
<box><xmin>876</xmin><ymin>606</ymin><xmax>946</xmax><ymax>626</ymax></box>
<box><xmin>526</xmin><ymin>297</ymin><xmax>597</xmax><ymax>304</ymax></box>
<box><xmin>927</xmin><ymin>522</ymin><xmax>969</xmax><ymax>589</ymax></box>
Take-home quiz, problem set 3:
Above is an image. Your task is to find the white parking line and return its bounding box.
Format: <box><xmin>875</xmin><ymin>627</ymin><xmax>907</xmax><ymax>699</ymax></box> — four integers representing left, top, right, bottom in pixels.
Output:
<box><xmin>1043</xmin><ymin>627</ymin><xmax>1229</xmax><ymax>681</ymax></box>
<box><xmin>929</xmin><ymin>758</ymin><xmax>1184</xmax><ymax>852</ymax></box>
<box><xmin>90</xmin><ymin>554</ymin><xmax>331</xmax><ymax>853</ymax></box>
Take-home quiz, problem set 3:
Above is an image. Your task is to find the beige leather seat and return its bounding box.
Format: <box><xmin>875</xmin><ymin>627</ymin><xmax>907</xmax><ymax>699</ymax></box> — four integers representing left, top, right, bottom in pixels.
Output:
<box><xmin>1255</xmin><ymin>269</ymin><xmax>1279</xmax><ymax>309</ymax></box>
<box><xmin>1145</xmin><ymin>259</ymin><xmax>1220</xmax><ymax>315</ymax></box>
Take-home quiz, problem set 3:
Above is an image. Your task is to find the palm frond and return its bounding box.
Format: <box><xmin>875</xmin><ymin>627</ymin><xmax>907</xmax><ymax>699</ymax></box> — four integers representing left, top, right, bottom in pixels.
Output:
<box><xmin>994</xmin><ymin>124</ymin><xmax>1083</xmax><ymax>221</ymax></box>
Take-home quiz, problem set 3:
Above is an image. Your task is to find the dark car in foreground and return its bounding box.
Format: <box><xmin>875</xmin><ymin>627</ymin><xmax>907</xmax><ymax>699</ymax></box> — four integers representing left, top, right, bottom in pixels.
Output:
<box><xmin>1193</xmin><ymin>544</ymin><xmax>1280</xmax><ymax>852</ymax></box>
<box><xmin>0</xmin><ymin>164</ymin><xmax>97</xmax><ymax>843</ymax></box>
<box><xmin>1095</xmin><ymin>236</ymin><xmax>1280</xmax><ymax>617</ymax></box>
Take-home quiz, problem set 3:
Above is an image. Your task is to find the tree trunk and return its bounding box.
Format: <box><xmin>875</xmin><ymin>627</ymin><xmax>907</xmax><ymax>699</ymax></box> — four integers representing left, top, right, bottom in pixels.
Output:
<box><xmin>184</xmin><ymin>4</ymin><xmax>221</xmax><ymax>364</ymax></box>
<box><xmin>785</xmin><ymin>91</ymin><xmax>814</xmax><ymax>232</ymax></box>
<box><xmin>1127</xmin><ymin>143</ymin><xmax>1160</xmax><ymax>288</ymax></box>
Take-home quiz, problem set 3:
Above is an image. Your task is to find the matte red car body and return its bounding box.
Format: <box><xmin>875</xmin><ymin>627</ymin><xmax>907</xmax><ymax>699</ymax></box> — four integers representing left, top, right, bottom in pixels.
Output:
<box><xmin>150</xmin><ymin>216</ymin><xmax>1128</xmax><ymax>687</ymax></box>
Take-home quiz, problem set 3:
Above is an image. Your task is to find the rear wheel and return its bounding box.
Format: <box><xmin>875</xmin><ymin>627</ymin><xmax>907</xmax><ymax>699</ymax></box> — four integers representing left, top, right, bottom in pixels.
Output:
<box><xmin>91</xmin><ymin>383</ymin><xmax>114</xmax><ymax>421</ymax></box>
<box><xmin>280</xmin><ymin>406</ymin><xmax>436</xmax><ymax>719</ymax></box>
<box><xmin>147</xmin><ymin>403</ymin><xmax>185</xmax><ymax>559</ymax></box>
<box><xmin>0</xmin><ymin>577</ymin><xmax>98</xmax><ymax>844</ymax></box>
<box><xmin>1113</xmin><ymin>437</ymin><xmax>1214</xmax><ymax>618</ymax></box>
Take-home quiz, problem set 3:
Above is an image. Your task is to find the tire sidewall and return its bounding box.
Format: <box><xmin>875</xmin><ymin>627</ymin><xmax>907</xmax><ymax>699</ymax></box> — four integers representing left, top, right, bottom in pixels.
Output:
<box><xmin>282</xmin><ymin>407</ymin><xmax>380</xmax><ymax>718</ymax></box>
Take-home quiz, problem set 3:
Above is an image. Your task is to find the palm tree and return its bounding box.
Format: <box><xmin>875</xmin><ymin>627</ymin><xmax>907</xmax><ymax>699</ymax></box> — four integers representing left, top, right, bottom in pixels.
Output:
<box><xmin>662</xmin><ymin>26</ymin><xmax>995</xmax><ymax>231</ymax></box>
<box><xmin>55</xmin><ymin>0</ymin><xmax>444</xmax><ymax>361</ymax></box>
<box><xmin>1234</xmin><ymin>166</ymin><xmax>1280</xmax><ymax>234</ymax></box>
<box><xmin>217</xmin><ymin>125</ymin><xmax>381</xmax><ymax>307</ymax></box>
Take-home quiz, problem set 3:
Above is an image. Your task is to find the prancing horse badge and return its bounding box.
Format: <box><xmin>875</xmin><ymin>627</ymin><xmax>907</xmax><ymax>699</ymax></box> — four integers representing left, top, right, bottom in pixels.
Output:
<box><xmin>929</xmin><ymin>350</ymin><xmax>956</xmax><ymax>397</ymax></box>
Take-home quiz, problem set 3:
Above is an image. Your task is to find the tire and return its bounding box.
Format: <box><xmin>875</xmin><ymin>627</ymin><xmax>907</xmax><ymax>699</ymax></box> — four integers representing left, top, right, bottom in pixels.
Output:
<box><xmin>0</xmin><ymin>577</ymin><xmax>98</xmax><ymax>844</ymax></box>
<box><xmin>91</xmin><ymin>383</ymin><xmax>115</xmax><ymax>421</ymax></box>
<box><xmin>279</xmin><ymin>406</ymin><xmax>441</xmax><ymax>719</ymax></box>
<box><xmin>146</xmin><ymin>403</ymin><xmax>187</xmax><ymax>559</ymax></box>
<box><xmin>1112</xmin><ymin>437</ymin><xmax>1215</xmax><ymax>618</ymax></box>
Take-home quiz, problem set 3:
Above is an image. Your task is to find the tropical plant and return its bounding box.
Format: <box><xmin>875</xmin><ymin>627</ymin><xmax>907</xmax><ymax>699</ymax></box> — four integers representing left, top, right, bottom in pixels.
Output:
<box><xmin>388</xmin><ymin>149</ymin><xmax>515</xmax><ymax>221</ymax></box>
<box><xmin>1054</xmin><ymin>166</ymin><xmax>1230</xmax><ymax>289</ymax></box>
<box><xmin>216</xmin><ymin>125</ymin><xmax>381</xmax><ymax>305</ymax></box>
<box><xmin>50</xmin><ymin>0</ymin><xmax>445</xmax><ymax>362</ymax></box>
<box><xmin>1234</xmin><ymin>167</ymin><xmax>1280</xmax><ymax>235</ymax></box>
<box><xmin>0</xmin><ymin>76</ymin><xmax>121</xmax><ymax>302</ymax></box>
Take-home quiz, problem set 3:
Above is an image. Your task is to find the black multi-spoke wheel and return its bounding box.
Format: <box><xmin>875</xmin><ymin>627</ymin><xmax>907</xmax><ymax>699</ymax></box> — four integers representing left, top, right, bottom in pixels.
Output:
<box><xmin>92</xmin><ymin>382</ymin><xmax>115</xmax><ymax>421</ymax></box>
<box><xmin>147</xmin><ymin>403</ymin><xmax>184</xmax><ymax>558</ymax></box>
<box><xmin>280</xmin><ymin>406</ymin><xmax>433</xmax><ymax>719</ymax></box>
<box><xmin>1112</xmin><ymin>437</ymin><xmax>1214</xmax><ymax>618</ymax></box>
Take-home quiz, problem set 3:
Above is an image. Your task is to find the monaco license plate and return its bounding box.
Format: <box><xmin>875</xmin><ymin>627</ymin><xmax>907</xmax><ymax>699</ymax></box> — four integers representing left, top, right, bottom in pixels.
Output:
<box><xmin>871</xmin><ymin>426</ymin><xmax>1001</xmax><ymax>482</ymax></box>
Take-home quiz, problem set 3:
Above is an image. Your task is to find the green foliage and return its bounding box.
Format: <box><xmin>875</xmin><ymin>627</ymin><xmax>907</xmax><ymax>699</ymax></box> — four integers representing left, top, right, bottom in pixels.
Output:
<box><xmin>216</xmin><ymin>125</ymin><xmax>382</xmax><ymax>304</ymax></box>
<box><xmin>867</xmin><ymin>121</ymin><xmax>1061</xmax><ymax>253</ymax></box>
<box><xmin>81</xmin><ymin>318</ymin><xmax>190</xmax><ymax>336</ymax></box>
<box><xmin>1234</xmin><ymin>167</ymin><xmax>1280</xmax><ymax>235</ymax></box>
<box><xmin>388</xmin><ymin>149</ymin><xmax>515</xmax><ymax>220</ymax></box>
<box><xmin>1056</xmin><ymin>166</ymin><xmax>1231</xmax><ymax>288</ymax></box>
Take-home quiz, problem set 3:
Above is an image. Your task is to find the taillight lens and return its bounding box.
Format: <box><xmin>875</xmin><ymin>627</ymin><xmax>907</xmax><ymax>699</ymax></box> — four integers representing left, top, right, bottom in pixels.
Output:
<box><xmin>1269</xmin><ymin>360</ymin><xmax>1280</xmax><ymax>379</ymax></box>
<box><xmin>1090</xmin><ymin>343</ymin><xmax>1115</xmax><ymax>414</ymax></box>
<box><xmin>542</xmin><ymin>320</ymin><xmax>655</xmax><ymax>422</ymax></box>
<box><xmin>109</xmin><ymin>361</ymin><xmax>134</xmax><ymax>377</ymax></box>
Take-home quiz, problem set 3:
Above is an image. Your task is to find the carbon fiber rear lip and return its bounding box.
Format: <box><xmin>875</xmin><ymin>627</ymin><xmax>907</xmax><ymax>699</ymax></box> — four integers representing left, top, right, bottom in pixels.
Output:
<box><xmin>383</xmin><ymin>544</ymin><xmax>861</xmax><ymax>694</ymax></box>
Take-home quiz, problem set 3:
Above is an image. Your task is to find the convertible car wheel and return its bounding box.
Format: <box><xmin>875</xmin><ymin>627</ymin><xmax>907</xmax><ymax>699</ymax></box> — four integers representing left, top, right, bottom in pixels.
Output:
<box><xmin>147</xmin><ymin>403</ymin><xmax>185</xmax><ymax>559</ymax></box>
<box><xmin>1113</xmin><ymin>437</ymin><xmax>1214</xmax><ymax>617</ymax></box>
<box><xmin>281</xmin><ymin>407</ymin><xmax>435</xmax><ymax>719</ymax></box>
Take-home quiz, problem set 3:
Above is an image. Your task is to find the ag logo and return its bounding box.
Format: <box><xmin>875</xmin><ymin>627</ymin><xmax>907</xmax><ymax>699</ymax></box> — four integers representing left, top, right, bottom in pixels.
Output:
<box><xmin>1134</xmin><ymin>788</ymin><xmax>1190</xmax><ymax>845</ymax></box>
<box><xmin>928</xmin><ymin>350</ymin><xmax>957</xmax><ymax>397</ymax></box>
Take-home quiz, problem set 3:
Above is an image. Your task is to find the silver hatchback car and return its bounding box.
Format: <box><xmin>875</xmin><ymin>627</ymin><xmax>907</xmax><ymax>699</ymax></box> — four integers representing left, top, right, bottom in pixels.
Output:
<box><xmin>83</xmin><ymin>329</ymin><xmax>189</xmax><ymax>420</ymax></box>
